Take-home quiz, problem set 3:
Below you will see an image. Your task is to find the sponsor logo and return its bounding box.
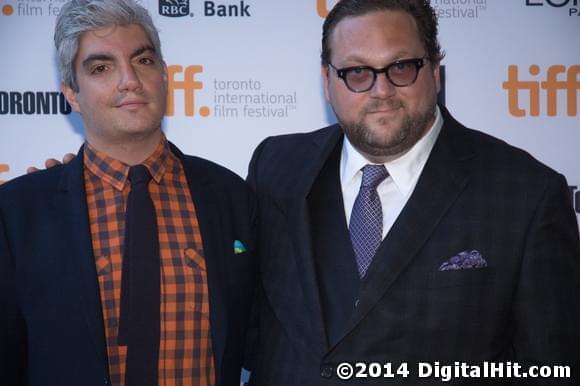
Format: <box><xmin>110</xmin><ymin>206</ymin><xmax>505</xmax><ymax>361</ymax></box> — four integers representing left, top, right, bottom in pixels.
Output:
<box><xmin>0</xmin><ymin>164</ymin><xmax>8</xmax><ymax>185</ymax></box>
<box><xmin>205</xmin><ymin>0</ymin><xmax>250</xmax><ymax>16</ymax></box>
<box><xmin>525</xmin><ymin>0</ymin><xmax>580</xmax><ymax>17</ymax></box>
<box><xmin>159</xmin><ymin>0</ymin><xmax>190</xmax><ymax>17</ymax></box>
<box><xmin>0</xmin><ymin>91</ymin><xmax>71</xmax><ymax>115</ymax></box>
<box><xmin>502</xmin><ymin>65</ymin><xmax>580</xmax><ymax>117</ymax></box>
<box><xmin>166</xmin><ymin>64</ymin><xmax>298</xmax><ymax>119</ymax></box>
<box><xmin>1</xmin><ymin>0</ymin><xmax>65</xmax><ymax>17</ymax></box>
<box><xmin>159</xmin><ymin>0</ymin><xmax>252</xmax><ymax>18</ymax></box>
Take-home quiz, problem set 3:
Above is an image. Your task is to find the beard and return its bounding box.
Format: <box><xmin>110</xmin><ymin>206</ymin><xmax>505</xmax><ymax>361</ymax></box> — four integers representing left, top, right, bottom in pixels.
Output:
<box><xmin>336</xmin><ymin>98</ymin><xmax>437</xmax><ymax>160</ymax></box>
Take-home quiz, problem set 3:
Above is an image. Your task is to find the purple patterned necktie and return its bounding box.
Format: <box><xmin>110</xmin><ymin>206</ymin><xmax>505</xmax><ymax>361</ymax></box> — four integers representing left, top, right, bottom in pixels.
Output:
<box><xmin>349</xmin><ymin>164</ymin><xmax>389</xmax><ymax>277</ymax></box>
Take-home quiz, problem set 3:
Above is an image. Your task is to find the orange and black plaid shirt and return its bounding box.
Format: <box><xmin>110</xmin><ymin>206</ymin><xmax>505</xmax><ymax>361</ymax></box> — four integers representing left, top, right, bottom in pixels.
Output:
<box><xmin>83</xmin><ymin>138</ymin><xmax>215</xmax><ymax>386</ymax></box>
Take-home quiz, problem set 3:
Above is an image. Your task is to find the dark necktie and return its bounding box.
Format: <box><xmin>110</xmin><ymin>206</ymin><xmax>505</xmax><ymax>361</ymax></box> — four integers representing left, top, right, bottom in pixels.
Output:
<box><xmin>349</xmin><ymin>164</ymin><xmax>389</xmax><ymax>277</ymax></box>
<box><xmin>118</xmin><ymin>165</ymin><xmax>160</xmax><ymax>386</ymax></box>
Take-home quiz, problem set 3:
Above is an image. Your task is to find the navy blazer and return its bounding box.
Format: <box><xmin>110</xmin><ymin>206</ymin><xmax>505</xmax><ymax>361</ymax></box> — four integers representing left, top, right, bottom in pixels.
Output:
<box><xmin>247</xmin><ymin>107</ymin><xmax>580</xmax><ymax>385</ymax></box>
<box><xmin>0</xmin><ymin>143</ymin><xmax>257</xmax><ymax>386</ymax></box>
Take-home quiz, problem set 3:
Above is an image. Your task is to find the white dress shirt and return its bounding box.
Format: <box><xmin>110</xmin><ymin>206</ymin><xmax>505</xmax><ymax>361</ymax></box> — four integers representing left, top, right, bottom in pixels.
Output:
<box><xmin>340</xmin><ymin>106</ymin><xmax>444</xmax><ymax>239</ymax></box>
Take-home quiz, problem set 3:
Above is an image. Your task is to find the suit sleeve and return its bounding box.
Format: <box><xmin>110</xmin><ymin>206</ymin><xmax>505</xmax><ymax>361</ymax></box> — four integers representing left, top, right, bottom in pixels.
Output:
<box><xmin>513</xmin><ymin>172</ymin><xmax>580</xmax><ymax>385</ymax></box>
<box><xmin>0</xmin><ymin>204</ymin><xmax>27</xmax><ymax>386</ymax></box>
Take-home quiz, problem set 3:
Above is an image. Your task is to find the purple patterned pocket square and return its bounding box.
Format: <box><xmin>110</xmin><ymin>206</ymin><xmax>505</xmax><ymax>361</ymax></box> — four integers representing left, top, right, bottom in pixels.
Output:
<box><xmin>439</xmin><ymin>250</ymin><xmax>488</xmax><ymax>271</ymax></box>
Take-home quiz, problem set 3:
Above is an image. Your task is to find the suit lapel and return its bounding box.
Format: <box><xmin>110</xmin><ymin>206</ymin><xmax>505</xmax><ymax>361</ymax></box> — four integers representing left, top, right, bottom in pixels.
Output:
<box><xmin>337</xmin><ymin>111</ymin><xmax>475</xmax><ymax>344</ymax></box>
<box><xmin>281</xmin><ymin>126</ymin><xmax>344</xmax><ymax>353</ymax></box>
<box><xmin>56</xmin><ymin>148</ymin><xmax>108</xmax><ymax>365</ymax></box>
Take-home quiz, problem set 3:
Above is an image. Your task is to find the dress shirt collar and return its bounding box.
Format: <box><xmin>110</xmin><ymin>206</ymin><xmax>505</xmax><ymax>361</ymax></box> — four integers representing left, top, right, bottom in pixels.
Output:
<box><xmin>341</xmin><ymin>105</ymin><xmax>444</xmax><ymax>195</ymax></box>
<box><xmin>83</xmin><ymin>135</ymin><xmax>171</xmax><ymax>191</ymax></box>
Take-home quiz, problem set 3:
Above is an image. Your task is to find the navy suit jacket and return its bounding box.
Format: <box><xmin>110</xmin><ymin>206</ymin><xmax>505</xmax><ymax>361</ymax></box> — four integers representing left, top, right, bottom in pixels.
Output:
<box><xmin>247</xmin><ymin>107</ymin><xmax>580</xmax><ymax>385</ymax></box>
<box><xmin>0</xmin><ymin>143</ymin><xmax>257</xmax><ymax>386</ymax></box>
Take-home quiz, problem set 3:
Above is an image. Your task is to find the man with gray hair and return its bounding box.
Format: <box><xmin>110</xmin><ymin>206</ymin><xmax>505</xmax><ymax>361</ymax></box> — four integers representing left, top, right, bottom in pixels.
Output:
<box><xmin>0</xmin><ymin>1</ymin><xmax>257</xmax><ymax>386</ymax></box>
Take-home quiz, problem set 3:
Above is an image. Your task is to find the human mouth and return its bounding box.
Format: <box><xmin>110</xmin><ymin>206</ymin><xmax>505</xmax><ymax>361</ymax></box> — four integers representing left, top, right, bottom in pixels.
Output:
<box><xmin>366</xmin><ymin>101</ymin><xmax>402</xmax><ymax>115</ymax></box>
<box><xmin>116</xmin><ymin>99</ymin><xmax>148</xmax><ymax>110</ymax></box>
<box><xmin>367</xmin><ymin>107</ymin><xmax>400</xmax><ymax>115</ymax></box>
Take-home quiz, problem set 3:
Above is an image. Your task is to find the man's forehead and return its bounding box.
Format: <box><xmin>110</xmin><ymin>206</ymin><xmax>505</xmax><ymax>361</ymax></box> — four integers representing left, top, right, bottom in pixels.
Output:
<box><xmin>77</xmin><ymin>24</ymin><xmax>152</xmax><ymax>52</ymax></box>
<box><xmin>333</xmin><ymin>10</ymin><xmax>418</xmax><ymax>35</ymax></box>
<box><xmin>75</xmin><ymin>24</ymin><xmax>154</xmax><ymax>64</ymax></box>
<box><xmin>329</xmin><ymin>11</ymin><xmax>423</xmax><ymax>60</ymax></box>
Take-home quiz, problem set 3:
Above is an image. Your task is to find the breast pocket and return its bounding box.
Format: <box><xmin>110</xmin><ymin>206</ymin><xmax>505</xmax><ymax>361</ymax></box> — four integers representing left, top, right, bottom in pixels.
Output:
<box><xmin>427</xmin><ymin>268</ymin><xmax>495</xmax><ymax>288</ymax></box>
<box><xmin>183</xmin><ymin>247</ymin><xmax>206</xmax><ymax>271</ymax></box>
<box><xmin>182</xmin><ymin>247</ymin><xmax>210</xmax><ymax>318</ymax></box>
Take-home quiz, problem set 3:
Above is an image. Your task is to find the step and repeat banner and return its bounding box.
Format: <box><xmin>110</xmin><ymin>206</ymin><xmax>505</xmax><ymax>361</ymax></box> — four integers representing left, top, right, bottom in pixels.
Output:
<box><xmin>1</xmin><ymin>0</ymin><xmax>579</xmax><ymax>224</ymax></box>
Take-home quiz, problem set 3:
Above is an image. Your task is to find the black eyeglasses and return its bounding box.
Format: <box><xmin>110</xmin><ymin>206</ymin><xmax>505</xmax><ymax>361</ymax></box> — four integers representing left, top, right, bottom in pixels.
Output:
<box><xmin>328</xmin><ymin>57</ymin><xmax>429</xmax><ymax>92</ymax></box>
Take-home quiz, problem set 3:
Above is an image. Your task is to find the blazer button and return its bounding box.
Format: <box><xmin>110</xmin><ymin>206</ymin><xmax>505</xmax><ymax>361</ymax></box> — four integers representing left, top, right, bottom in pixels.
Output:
<box><xmin>320</xmin><ymin>365</ymin><xmax>334</xmax><ymax>378</ymax></box>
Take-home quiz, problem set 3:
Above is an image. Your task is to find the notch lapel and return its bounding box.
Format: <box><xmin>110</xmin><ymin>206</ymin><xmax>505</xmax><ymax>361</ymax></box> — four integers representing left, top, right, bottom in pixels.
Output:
<box><xmin>56</xmin><ymin>149</ymin><xmax>108</xmax><ymax>366</ymax></box>
<box><xmin>270</xmin><ymin>126</ymin><xmax>344</xmax><ymax>354</ymax></box>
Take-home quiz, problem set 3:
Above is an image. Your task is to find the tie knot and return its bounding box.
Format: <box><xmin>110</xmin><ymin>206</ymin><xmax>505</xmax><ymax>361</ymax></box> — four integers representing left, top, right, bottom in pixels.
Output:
<box><xmin>128</xmin><ymin>165</ymin><xmax>152</xmax><ymax>186</ymax></box>
<box><xmin>360</xmin><ymin>164</ymin><xmax>388</xmax><ymax>189</ymax></box>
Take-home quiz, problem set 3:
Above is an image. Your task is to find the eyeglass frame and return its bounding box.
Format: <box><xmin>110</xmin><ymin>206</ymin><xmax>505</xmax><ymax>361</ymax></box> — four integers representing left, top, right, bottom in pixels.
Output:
<box><xmin>327</xmin><ymin>56</ymin><xmax>430</xmax><ymax>93</ymax></box>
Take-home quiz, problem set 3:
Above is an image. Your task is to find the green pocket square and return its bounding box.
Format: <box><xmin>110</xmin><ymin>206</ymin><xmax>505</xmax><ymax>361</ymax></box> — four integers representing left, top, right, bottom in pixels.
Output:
<box><xmin>234</xmin><ymin>240</ymin><xmax>247</xmax><ymax>254</ymax></box>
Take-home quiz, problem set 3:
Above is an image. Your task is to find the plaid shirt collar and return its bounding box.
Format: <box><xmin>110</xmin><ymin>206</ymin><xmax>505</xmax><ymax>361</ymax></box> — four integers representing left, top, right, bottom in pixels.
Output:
<box><xmin>83</xmin><ymin>136</ymin><xmax>171</xmax><ymax>191</ymax></box>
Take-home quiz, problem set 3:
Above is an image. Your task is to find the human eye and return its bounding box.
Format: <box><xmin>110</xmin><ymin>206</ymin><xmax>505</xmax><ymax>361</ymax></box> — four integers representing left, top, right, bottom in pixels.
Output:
<box><xmin>390</xmin><ymin>60</ymin><xmax>415</xmax><ymax>74</ymax></box>
<box><xmin>90</xmin><ymin>64</ymin><xmax>108</xmax><ymax>75</ymax></box>
<box><xmin>135</xmin><ymin>50</ymin><xmax>160</xmax><ymax>66</ymax></box>
<box><xmin>346</xmin><ymin>66</ymin><xmax>372</xmax><ymax>81</ymax></box>
<box><xmin>138</xmin><ymin>57</ymin><xmax>155</xmax><ymax>65</ymax></box>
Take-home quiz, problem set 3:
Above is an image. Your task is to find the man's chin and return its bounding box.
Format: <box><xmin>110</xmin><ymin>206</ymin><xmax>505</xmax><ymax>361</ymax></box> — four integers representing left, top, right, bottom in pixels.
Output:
<box><xmin>347</xmin><ymin>134</ymin><xmax>407</xmax><ymax>160</ymax></box>
<box><xmin>361</xmin><ymin>123</ymin><xmax>402</xmax><ymax>144</ymax></box>
<box><xmin>363</xmin><ymin>112</ymin><xmax>404</xmax><ymax>131</ymax></box>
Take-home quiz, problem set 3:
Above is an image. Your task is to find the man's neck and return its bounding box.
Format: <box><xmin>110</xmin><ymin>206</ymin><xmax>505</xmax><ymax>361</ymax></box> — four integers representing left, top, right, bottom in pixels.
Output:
<box><xmin>86</xmin><ymin>130</ymin><xmax>163</xmax><ymax>165</ymax></box>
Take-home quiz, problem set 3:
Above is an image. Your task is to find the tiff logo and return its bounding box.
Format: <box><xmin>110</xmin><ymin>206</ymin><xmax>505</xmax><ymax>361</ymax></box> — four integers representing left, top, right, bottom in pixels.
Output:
<box><xmin>502</xmin><ymin>65</ymin><xmax>580</xmax><ymax>117</ymax></box>
<box><xmin>166</xmin><ymin>65</ymin><xmax>210</xmax><ymax>117</ymax></box>
<box><xmin>316</xmin><ymin>0</ymin><xmax>338</xmax><ymax>17</ymax></box>
<box><xmin>0</xmin><ymin>164</ymin><xmax>9</xmax><ymax>185</ymax></box>
<box><xmin>159</xmin><ymin>0</ymin><xmax>190</xmax><ymax>17</ymax></box>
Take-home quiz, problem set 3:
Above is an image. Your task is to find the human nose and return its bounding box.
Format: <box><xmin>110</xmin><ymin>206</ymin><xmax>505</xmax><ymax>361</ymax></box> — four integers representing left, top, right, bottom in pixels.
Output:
<box><xmin>117</xmin><ymin>63</ymin><xmax>142</xmax><ymax>92</ymax></box>
<box><xmin>368</xmin><ymin>72</ymin><xmax>396</xmax><ymax>99</ymax></box>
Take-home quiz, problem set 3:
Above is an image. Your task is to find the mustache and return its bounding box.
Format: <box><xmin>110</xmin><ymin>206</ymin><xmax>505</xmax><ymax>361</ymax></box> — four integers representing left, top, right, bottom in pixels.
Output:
<box><xmin>364</xmin><ymin>99</ymin><xmax>404</xmax><ymax>112</ymax></box>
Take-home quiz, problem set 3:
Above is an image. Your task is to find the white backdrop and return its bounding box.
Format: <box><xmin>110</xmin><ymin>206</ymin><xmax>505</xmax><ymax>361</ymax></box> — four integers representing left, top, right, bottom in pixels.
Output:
<box><xmin>1</xmin><ymin>0</ymin><xmax>579</xmax><ymax>225</ymax></box>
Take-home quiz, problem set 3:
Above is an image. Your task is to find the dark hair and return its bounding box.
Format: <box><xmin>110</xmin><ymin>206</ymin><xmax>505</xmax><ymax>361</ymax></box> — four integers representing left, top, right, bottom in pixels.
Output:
<box><xmin>321</xmin><ymin>0</ymin><xmax>444</xmax><ymax>65</ymax></box>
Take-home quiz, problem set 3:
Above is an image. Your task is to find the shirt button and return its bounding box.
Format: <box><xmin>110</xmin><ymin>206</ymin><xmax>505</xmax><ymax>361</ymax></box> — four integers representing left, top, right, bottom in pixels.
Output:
<box><xmin>320</xmin><ymin>365</ymin><xmax>334</xmax><ymax>378</ymax></box>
